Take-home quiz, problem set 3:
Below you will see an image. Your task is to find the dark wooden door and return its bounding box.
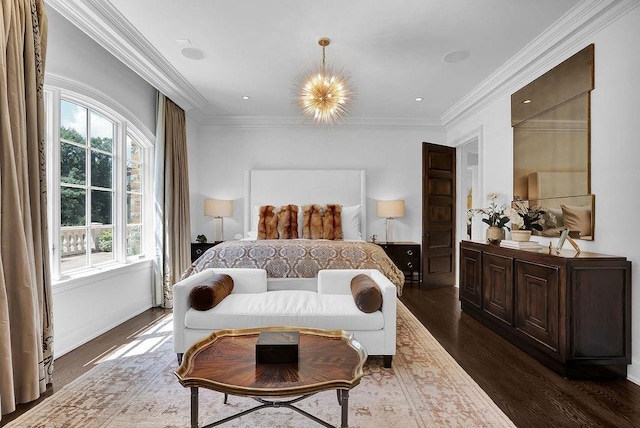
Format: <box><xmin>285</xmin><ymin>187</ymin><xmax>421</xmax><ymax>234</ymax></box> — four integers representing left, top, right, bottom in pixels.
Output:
<box><xmin>422</xmin><ymin>143</ymin><xmax>456</xmax><ymax>287</ymax></box>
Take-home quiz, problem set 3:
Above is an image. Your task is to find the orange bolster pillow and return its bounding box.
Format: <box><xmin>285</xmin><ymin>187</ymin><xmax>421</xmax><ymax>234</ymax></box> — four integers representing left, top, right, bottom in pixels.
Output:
<box><xmin>350</xmin><ymin>274</ymin><xmax>383</xmax><ymax>313</ymax></box>
<box><xmin>188</xmin><ymin>273</ymin><xmax>234</xmax><ymax>311</ymax></box>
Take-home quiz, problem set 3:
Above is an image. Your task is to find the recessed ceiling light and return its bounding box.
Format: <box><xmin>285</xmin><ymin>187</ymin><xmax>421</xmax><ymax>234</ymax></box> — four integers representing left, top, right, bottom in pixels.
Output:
<box><xmin>442</xmin><ymin>50</ymin><xmax>470</xmax><ymax>63</ymax></box>
<box><xmin>522</xmin><ymin>99</ymin><xmax>532</xmax><ymax>104</ymax></box>
<box><xmin>415</xmin><ymin>97</ymin><xmax>423</xmax><ymax>102</ymax></box>
<box><xmin>181</xmin><ymin>47</ymin><xmax>205</xmax><ymax>60</ymax></box>
<box><xmin>242</xmin><ymin>96</ymin><xmax>250</xmax><ymax>100</ymax></box>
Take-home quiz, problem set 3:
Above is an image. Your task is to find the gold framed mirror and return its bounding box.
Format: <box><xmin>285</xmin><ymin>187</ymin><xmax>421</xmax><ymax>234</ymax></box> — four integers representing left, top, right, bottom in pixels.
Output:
<box><xmin>511</xmin><ymin>44</ymin><xmax>595</xmax><ymax>240</ymax></box>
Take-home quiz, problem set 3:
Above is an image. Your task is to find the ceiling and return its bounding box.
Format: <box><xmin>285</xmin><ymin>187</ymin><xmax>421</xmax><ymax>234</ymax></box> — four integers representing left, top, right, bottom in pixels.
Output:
<box><xmin>48</xmin><ymin>0</ymin><xmax>585</xmax><ymax>126</ymax></box>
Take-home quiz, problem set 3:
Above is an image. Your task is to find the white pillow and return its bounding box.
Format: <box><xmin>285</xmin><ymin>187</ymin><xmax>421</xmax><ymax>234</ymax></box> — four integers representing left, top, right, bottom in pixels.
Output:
<box><xmin>341</xmin><ymin>205</ymin><xmax>362</xmax><ymax>240</ymax></box>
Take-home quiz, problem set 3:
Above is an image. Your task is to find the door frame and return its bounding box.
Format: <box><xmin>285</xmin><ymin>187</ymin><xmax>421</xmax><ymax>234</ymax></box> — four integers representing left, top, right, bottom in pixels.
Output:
<box><xmin>454</xmin><ymin>126</ymin><xmax>484</xmax><ymax>287</ymax></box>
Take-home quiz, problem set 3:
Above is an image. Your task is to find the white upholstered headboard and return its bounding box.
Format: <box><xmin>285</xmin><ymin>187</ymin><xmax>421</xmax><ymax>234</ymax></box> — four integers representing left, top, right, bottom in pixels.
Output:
<box><xmin>244</xmin><ymin>169</ymin><xmax>366</xmax><ymax>238</ymax></box>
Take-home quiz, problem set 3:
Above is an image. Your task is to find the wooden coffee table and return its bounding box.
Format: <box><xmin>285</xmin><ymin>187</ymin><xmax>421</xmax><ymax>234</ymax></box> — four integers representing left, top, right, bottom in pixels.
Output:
<box><xmin>174</xmin><ymin>327</ymin><xmax>367</xmax><ymax>428</ymax></box>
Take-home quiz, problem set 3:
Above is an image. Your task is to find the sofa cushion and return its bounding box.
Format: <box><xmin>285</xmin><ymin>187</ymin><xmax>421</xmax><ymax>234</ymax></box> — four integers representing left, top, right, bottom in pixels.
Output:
<box><xmin>188</xmin><ymin>274</ymin><xmax>234</xmax><ymax>311</ymax></box>
<box><xmin>350</xmin><ymin>274</ymin><xmax>383</xmax><ymax>313</ymax></box>
<box><xmin>184</xmin><ymin>290</ymin><xmax>384</xmax><ymax>331</ymax></box>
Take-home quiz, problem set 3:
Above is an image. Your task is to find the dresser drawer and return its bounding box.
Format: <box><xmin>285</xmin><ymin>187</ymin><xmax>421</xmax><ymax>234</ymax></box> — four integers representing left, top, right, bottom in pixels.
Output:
<box><xmin>191</xmin><ymin>242</ymin><xmax>222</xmax><ymax>262</ymax></box>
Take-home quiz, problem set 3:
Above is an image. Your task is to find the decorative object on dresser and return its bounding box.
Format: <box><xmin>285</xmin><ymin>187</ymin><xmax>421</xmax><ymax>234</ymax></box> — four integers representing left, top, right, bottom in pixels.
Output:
<box><xmin>191</xmin><ymin>241</ymin><xmax>222</xmax><ymax>263</ymax></box>
<box><xmin>376</xmin><ymin>200</ymin><xmax>405</xmax><ymax>243</ymax></box>
<box><xmin>499</xmin><ymin>239</ymin><xmax>543</xmax><ymax>251</ymax></box>
<box><xmin>509</xmin><ymin>230</ymin><xmax>531</xmax><ymax>242</ymax></box>
<box><xmin>467</xmin><ymin>193</ymin><xmax>510</xmax><ymax>243</ymax></box>
<box><xmin>204</xmin><ymin>199</ymin><xmax>233</xmax><ymax>241</ymax></box>
<box><xmin>459</xmin><ymin>240</ymin><xmax>631</xmax><ymax>379</ymax></box>
<box><xmin>377</xmin><ymin>241</ymin><xmax>421</xmax><ymax>284</ymax></box>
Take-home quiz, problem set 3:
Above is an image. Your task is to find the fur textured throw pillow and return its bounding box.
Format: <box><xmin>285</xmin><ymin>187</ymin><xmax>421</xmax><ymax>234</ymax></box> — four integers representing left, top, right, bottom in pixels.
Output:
<box><xmin>258</xmin><ymin>205</ymin><xmax>278</xmax><ymax>240</ymax></box>
<box><xmin>327</xmin><ymin>204</ymin><xmax>343</xmax><ymax>240</ymax></box>
<box><xmin>302</xmin><ymin>203</ymin><xmax>343</xmax><ymax>240</ymax></box>
<box><xmin>277</xmin><ymin>204</ymin><xmax>299</xmax><ymax>239</ymax></box>
<box><xmin>310</xmin><ymin>204</ymin><xmax>324</xmax><ymax>240</ymax></box>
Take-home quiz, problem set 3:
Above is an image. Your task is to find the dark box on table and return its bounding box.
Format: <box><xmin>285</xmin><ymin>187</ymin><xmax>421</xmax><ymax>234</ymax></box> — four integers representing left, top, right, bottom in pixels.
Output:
<box><xmin>256</xmin><ymin>331</ymin><xmax>299</xmax><ymax>364</ymax></box>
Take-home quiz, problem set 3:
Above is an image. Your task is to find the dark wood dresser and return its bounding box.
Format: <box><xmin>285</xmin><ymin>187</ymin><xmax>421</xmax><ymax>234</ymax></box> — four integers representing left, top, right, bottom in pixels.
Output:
<box><xmin>459</xmin><ymin>240</ymin><xmax>631</xmax><ymax>379</ymax></box>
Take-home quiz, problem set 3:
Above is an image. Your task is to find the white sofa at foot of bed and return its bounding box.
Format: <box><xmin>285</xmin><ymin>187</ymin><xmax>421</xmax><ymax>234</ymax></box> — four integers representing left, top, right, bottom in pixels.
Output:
<box><xmin>172</xmin><ymin>268</ymin><xmax>397</xmax><ymax>367</ymax></box>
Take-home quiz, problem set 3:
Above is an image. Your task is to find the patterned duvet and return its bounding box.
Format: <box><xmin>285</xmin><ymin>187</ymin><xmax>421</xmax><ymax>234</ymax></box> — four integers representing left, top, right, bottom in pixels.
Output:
<box><xmin>181</xmin><ymin>239</ymin><xmax>405</xmax><ymax>295</ymax></box>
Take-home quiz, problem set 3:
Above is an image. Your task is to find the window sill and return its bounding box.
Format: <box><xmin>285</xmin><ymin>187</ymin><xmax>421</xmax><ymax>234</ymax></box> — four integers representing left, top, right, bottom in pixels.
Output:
<box><xmin>52</xmin><ymin>258</ymin><xmax>153</xmax><ymax>293</ymax></box>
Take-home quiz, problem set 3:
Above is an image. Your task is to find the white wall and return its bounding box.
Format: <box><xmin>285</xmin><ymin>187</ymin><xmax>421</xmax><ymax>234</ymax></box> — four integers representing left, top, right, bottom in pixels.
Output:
<box><xmin>447</xmin><ymin>7</ymin><xmax>640</xmax><ymax>383</ymax></box>
<box><xmin>187</xmin><ymin>124</ymin><xmax>446</xmax><ymax>244</ymax></box>
<box><xmin>45</xmin><ymin>7</ymin><xmax>157</xmax><ymax>134</ymax></box>
<box><xmin>45</xmin><ymin>6</ymin><xmax>157</xmax><ymax>357</ymax></box>
<box><xmin>52</xmin><ymin>261</ymin><xmax>153</xmax><ymax>356</ymax></box>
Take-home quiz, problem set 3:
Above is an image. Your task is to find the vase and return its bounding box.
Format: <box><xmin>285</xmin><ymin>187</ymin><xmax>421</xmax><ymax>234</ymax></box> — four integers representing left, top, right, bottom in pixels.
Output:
<box><xmin>510</xmin><ymin>230</ymin><xmax>532</xmax><ymax>242</ymax></box>
<box><xmin>486</xmin><ymin>226</ymin><xmax>505</xmax><ymax>243</ymax></box>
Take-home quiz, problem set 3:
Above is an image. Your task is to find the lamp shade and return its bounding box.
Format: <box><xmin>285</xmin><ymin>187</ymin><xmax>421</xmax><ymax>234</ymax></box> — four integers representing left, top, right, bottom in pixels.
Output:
<box><xmin>204</xmin><ymin>199</ymin><xmax>233</xmax><ymax>217</ymax></box>
<box><xmin>376</xmin><ymin>200</ymin><xmax>405</xmax><ymax>218</ymax></box>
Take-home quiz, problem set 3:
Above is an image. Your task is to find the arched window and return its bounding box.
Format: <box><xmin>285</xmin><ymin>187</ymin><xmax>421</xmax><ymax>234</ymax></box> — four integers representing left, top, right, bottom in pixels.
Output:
<box><xmin>45</xmin><ymin>88</ymin><xmax>153</xmax><ymax>281</ymax></box>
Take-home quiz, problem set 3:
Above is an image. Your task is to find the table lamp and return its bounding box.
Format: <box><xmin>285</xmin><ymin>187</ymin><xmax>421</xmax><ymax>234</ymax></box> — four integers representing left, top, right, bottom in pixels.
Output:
<box><xmin>376</xmin><ymin>200</ymin><xmax>405</xmax><ymax>243</ymax></box>
<box><xmin>204</xmin><ymin>199</ymin><xmax>233</xmax><ymax>241</ymax></box>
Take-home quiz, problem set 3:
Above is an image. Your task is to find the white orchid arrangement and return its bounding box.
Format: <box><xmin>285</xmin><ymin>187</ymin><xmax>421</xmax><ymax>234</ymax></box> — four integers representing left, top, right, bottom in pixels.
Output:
<box><xmin>505</xmin><ymin>197</ymin><xmax>547</xmax><ymax>231</ymax></box>
<box><xmin>467</xmin><ymin>193</ymin><xmax>511</xmax><ymax>230</ymax></box>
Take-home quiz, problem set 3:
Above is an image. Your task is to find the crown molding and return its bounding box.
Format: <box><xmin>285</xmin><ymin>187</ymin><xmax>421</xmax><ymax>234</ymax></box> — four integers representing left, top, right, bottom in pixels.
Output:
<box><xmin>188</xmin><ymin>111</ymin><xmax>443</xmax><ymax>129</ymax></box>
<box><xmin>47</xmin><ymin>0</ymin><xmax>637</xmax><ymax>131</ymax></box>
<box><xmin>45</xmin><ymin>0</ymin><xmax>208</xmax><ymax>113</ymax></box>
<box><xmin>441</xmin><ymin>0</ymin><xmax>640</xmax><ymax>129</ymax></box>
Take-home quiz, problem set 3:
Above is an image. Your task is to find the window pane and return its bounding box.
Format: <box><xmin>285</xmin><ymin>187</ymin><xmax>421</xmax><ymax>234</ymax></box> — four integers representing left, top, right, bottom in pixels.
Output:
<box><xmin>91</xmin><ymin>151</ymin><xmax>113</xmax><ymax>189</ymax></box>
<box><xmin>127</xmin><ymin>161</ymin><xmax>142</xmax><ymax>192</ymax></box>
<box><xmin>127</xmin><ymin>193</ymin><xmax>142</xmax><ymax>223</ymax></box>
<box><xmin>127</xmin><ymin>225</ymin><xmax>142</xmax><ymax>256</ymax></box>
<box><xmin>60</xmin><ymin>227</ymin><xmax>88</xmax><ymax>272</ymax></box>
<box><xmin>91</xmin><ymin>190</ymin><xmax>112</xmax><ymax>225</ymax></box>
<box><xmin>60</xmin><ymin>142</ymin><xmax>86</xmax><ymax>185</ymax></box>
<box><xmin>91</xmin><ymin>225</ymin><xmax>114</xmax><ymax>264</ymax></box>
<box><xmin>90</xmin><ymin>111</ymin><xmax>114</xmax><ymax>152</ymax></box>
<box><xmin>60</xmin><ymin>187</ymin><xmax>85</xmax><ymax>226</ymax></box>
<box><xmin>60</xmin><ymin>100</ymin><xmax>87</xmax><ymax>144</ymax></box>
<box><xmin>127</xmin><ymin>136</ymin><xmax>142</xmax><ymax>163</ymax></box>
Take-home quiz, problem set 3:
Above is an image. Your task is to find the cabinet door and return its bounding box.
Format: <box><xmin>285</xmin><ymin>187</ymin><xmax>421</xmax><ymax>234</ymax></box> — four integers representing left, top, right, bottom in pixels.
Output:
<box><xmin>459</xmin><ymin>247</ymin><xmax>482</xmax><ymax>309</ymax></box>
<box><xmin>515</xmin><ymin>261</ymin><xmax>560</xmax><ymax>355</ymax></box>
<box><xmin>482</xmin><ymin>253</ymin><xmax>514</xmax><ymax>325</ymax></box>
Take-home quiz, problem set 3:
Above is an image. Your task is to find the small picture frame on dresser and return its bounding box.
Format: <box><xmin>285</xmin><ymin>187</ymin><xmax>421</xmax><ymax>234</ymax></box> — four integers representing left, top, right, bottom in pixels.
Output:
<box><xmin>557</xmin><ymin>228</ymin><xmax>569</xmax><ymax>250</ymax></box>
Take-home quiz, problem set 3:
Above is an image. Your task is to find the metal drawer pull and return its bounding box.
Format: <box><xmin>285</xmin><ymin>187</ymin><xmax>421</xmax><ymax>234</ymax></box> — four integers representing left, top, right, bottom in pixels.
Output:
<box><xmin>196</xmin><ymin>249</ymin><xmax>203</xmax><ymax>255</ymax></box>
<box><xmin>407</xmin><ymin>250</ymin><xmax>413</xmax><ymax>256</ymax></box>
<box><xmin>407</xmin><ymin>262</ymin><xmax>413</xmax><ymax>268</ymax></box>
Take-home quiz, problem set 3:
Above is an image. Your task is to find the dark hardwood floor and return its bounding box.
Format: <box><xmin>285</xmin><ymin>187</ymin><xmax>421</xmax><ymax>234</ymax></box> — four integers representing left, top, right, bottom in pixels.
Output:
<box><xmin>2</xmin><ymin>287</ymin><xmax>640</xmax><ymax>427</ymax></box>
<box><xmin>400</xmin><ymin>285</ymin><xmax>640</xmax><ymax>428</ymax></box>
<box><xmin>0</xmin><ymin>307</ymin><xmax>171</xmax><ymax>427</ymax></box>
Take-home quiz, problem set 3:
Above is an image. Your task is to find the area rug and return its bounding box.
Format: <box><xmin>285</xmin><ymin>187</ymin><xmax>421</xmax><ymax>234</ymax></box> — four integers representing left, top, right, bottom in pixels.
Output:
<box><xmin>7</xmin><ymin>302</ymin><xmax>514</xmax><ymax>427</ymax></box>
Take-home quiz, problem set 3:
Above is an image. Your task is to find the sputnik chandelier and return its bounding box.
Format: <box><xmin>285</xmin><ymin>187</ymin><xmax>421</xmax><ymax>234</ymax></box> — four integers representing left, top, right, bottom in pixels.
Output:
<box><xmin>294</xmin><ymin>37</ymin><xmax>355</xmax><ymax>125</ymax></box>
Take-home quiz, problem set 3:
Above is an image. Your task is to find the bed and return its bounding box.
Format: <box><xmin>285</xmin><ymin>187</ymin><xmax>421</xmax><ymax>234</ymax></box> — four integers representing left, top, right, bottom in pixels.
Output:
<box><xmin>181</xmin><ymin>169</ymin><xmax>406</xmax><ymax>294</ymax></box>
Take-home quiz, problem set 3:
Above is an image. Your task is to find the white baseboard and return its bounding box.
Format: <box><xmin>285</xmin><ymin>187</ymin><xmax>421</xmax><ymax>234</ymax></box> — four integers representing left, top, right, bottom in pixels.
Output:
<box><xmin>627</xmin><ymin>357</ymin><xmax>640</xmax><ymax>386</ymax></box>
<box><xmin>54</xmin><ymin>298</ymin><xmax>152</xmax><ymax>358</ymax></box>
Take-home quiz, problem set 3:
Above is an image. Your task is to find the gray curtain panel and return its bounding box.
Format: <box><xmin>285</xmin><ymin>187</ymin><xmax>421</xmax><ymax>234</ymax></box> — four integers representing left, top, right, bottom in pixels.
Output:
<box><xmin>153</xmin><ymin>94</ymin><xmax>191</xmax><ymax>309</ymax></box>
<box><xmin>0</xmin><ymin>0</ymin><xmax>53</xmax><ymax>418</ymax></box>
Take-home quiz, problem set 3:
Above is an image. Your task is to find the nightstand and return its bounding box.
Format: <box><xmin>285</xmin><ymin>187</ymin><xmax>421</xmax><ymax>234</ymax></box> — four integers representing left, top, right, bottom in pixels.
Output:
<box><xmin>191</xmin><ymin>241</ymin><xmax>223</xmax><ymax>262</ymax></box>
<box><xmin>376</xmin><ymin>241</ymin><xmax>421</xmax><ymax>284</ymax></box>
